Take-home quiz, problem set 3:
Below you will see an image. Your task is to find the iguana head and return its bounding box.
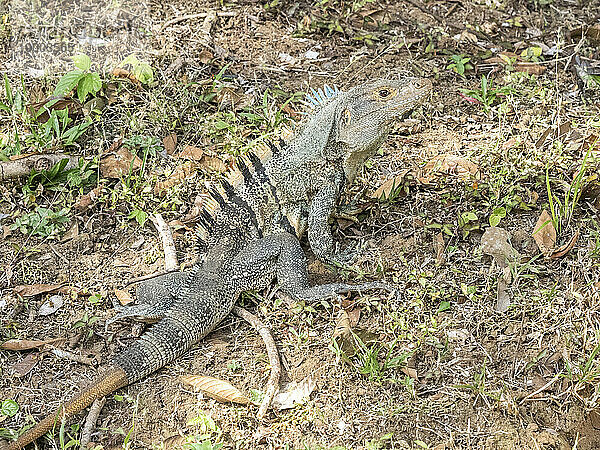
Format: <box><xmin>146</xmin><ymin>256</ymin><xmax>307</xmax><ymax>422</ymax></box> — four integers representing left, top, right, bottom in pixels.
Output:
<box><xmin>292</xmin><ymin>76</ymin><xmax>431</xmax><ymax>182</ymax></box>
<box><xmin>335</xmin><ymin>76</ymin><xmax>432</xmax><ymax>181</ymax></box>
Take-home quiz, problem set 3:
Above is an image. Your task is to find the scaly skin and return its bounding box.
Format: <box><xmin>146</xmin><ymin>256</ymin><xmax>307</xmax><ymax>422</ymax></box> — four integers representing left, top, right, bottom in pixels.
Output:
<box><xmin>4</xmin><ymin>76</ymin><xmax>431</xmax><ymax>449</ymax></box>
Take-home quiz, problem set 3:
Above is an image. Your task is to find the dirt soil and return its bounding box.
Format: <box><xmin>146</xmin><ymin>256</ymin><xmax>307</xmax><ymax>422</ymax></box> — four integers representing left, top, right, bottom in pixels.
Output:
<box><xmin>1</xmin><ymin>0</ymin><xmax>600</xmax><ymax>449</ymax></box>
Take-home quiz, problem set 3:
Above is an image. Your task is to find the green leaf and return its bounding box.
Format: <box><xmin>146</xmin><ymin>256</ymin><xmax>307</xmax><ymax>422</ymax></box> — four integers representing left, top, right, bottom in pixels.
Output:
<box><xmin>489</xmin><ymin>214</ymin><xmax>501</xmax><ymax>227</ymax></box>
<box><xmin>133</xmin><ymin>62</ymin><xmax>154</xmax><ymax>85</ymax></box>
<box><xmin>1</xmin><ymin>399</ymin><xmax>19</xmax><ymax>417</ymax></box>
<box><xmin>54</xmin><ymin>70</ymin><xmax>84</xmax><ymax>97</ymax></box>
<box><xmin>72</xmin><ymin>54</ymin><xmax>91</xmax><ymax>71</ymax></box>
<box><xmin>3</xmin><ymin>74</ymin><xmax>12</xmax><ymax>105</ymax></box>
<box><xmin>77</xmin><ymin>73</ymin><xmax>102</xmax><ymax>103</ymax></box>
<box><xmin>438</xmin><ymin>301</ymin><xmax>451</xmax><ymax>312</ymax></box>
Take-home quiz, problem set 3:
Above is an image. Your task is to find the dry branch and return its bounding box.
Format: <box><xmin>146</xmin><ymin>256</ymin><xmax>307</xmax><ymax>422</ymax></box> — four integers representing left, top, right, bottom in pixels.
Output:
<box><xmin>232</xmin><ymin>306</ymin><xmax>281</xmax><ymax>420</ymax></box>
<box><xmin>151</xmin><ymin>213</ymin><xmax>178</xmax><ymax>271</ymax></box>
<box><xmin>79</xmin><ymin>397</ymin><xmax>106</xmax><ymax>449</ymax></box>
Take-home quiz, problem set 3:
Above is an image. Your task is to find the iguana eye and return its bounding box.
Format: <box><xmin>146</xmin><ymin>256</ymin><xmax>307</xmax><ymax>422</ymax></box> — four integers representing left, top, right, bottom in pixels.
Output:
<box><xmin>378</xmin><ymin>89</ymin><xmax>391</xmax><ymax>98</ymax></box>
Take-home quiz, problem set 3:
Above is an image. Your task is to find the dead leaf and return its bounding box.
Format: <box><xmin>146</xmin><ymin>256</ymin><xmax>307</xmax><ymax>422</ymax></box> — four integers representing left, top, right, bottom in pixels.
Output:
<box><xmin>38</xmin><ymin>294</ymin><xmax>64</xmax><ymax>316</ymax></box>
<box><xmin>114</xmin><ymin>288</ymin><xmax>134</xmax><ymax>306</ymax></box>
<box><xmin>61</xmin><ymin>222</ymin><xmax>79</xmax><ymax>242</ymax></box>
<box><xmin>178</xmin><ymin>145</ymin><xmax>204</xmax><ymax>161</ymax></box>
<box><xmin>550</xmin><ymin>230</ymin><xmax>580</xmax><ymax>259</ymax></box>
<box><xmin>419</xmin><ymin>155</ymin><xmax>479</xmax><ymax>184</ymax></box>
<box><xmin>198</xmin><ymin>50</ymin><xmax>214</xmax><ymax>64</ymax></box>
<box><xmin>371</xmin><ymin>170</ymin><xmax>411</xmax><ymax>200</ymax></box>
<box><xmin>27</xmin><ymin>96</ymin><xmax>82</xmax><ymax>123</ymax></box>
<box><xmin>74</xmin><ymin>186</ymin><xmax>103</xmax><ymax>213</ymax></box>
<box><xmin>347</xmin><ymin>308</ymin><xmax>361</xmax><ymax>328</ymax></box>
<box><xmin>13</xmin><ymin>283</ymin><xmax>64</xmax><ymax>297</ymax></box>
<box><xmin>163</xmin><ymin>134</ymin><xmax>177</xmax><ymax>155</ymax></box>
<box><xmin>2</xmin><ymin>337</ymin><xmax>65</xmax><ymax>351</ymax></box>
<box><xmin>153</xmin><ymin>162</ymin><xmax>198</xmax><ymax>195</ymax></box>
<box><xmin>112</xmin><ymin>67</ymin><xmax>140</xmax><ymax>85</ymax></box>
<box><xmin>434</xmin><ymin>232</ymin><xmax>446</xmax><ymax>265</ymax></box>
<box><xmin>180</xmin><ymin>375</ymin><xmax>249</xmax><ymax>404</ymax></box>
<box><xmin>272</xmin><ymin>377</ymin><xmax>316</xmax><ymax>410</ymax></box>
<box><xmin>2</xmin><ymin>224</ymin><xmax>11</xmax><ymax>239</ymax></box>
<box><xmin>100</xmin><ymin>146</ymin><xmax>143</xmax><ymax>178</ymax></box>
<box><xmin>532</xmin><ymin>210</ymin><xmax>556</xmax><ymax>256</ymax></box>
<box><xmin>401</xmin><ymin>366</ymin><xmax>418</xmax><ymax>380</ymax></box>
<box><xmin>332</xmin><ymin>310</ymin><xmax>351</xmax><ymax>340</ymax></box>
<box><xmin>514</xmin><ymin>62</ymin><xmax>546</xmax><ymax>75</ymax></box>
<box><xmin>199</xmin><ymin>155</ymin><xmax>226</xmax><ymax>172</ymax></box>
<box><xmin>12</xmin><ymin>353</ymin><xmax>41</xmax><ymax>377</ymax></box>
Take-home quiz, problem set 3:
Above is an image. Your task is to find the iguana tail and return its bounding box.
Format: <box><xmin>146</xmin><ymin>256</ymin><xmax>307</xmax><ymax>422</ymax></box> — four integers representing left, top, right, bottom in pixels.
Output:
<box><xmin>6</xmin><ymin>367</ymin><xmax>128</xmax><ymax>450</ymax></box>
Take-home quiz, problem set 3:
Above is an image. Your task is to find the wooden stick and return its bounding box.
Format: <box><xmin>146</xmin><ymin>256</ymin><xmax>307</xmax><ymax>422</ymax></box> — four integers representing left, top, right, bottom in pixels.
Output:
<box><xmin>79</xmin><ymin>398</ymin><xmax>106</xmax><ymax>449</ymax></box>
<box><xmin>232</xmin><ymin>306</ymin><xmax>281</xmax><ymax>420</ymax></box>
<box><xmin>151</xmin><ymin>213</ymin><xmax>178</xmax><ymax>271</ymax></box>
<box><xmin>161</xmin><ymin>11</ymin><xmax>236</xmax><ymax>30</ymax></box>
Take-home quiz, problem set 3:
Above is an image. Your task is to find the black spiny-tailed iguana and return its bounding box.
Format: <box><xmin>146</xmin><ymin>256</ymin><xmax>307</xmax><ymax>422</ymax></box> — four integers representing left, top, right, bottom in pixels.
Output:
<box><xmin>3</xmin><ymin>75</ymin><xmax>432</xmax><ymax>449</ymax></box>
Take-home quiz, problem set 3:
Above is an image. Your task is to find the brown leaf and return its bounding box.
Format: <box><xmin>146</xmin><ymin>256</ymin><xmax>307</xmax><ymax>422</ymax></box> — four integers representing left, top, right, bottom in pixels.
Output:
<box><xmin>2</xmin><ymin>337</ymin><xmax>65</xmax><ymax>351</ymax></box>
<box><xmin>74</xmin><ymin>185</ymin><xmax>103</xmax><ymax>213</ymax></box>
<box><xmin>371</xmin><ymin>169</ymin><xmax>412</xmax><ymax>200</ymax></box>
<box><xmin>401</xmin><ymin>366</ymin><xmax>419</xmax><ymax>380</ymax></box>
<box><xmin>114</xmin><ymin>288</ymin><xmax>134</xmax><ymax>306</ymax></box>
<box><xmin>153</xmin><ymin>162</ymin><xmax>198</xmax><ymax>195</ymax></box>
<box><xmin>100</xmin><ymin>146</ymin><xmax>143</xmax><ymax>178</ymax></box>
<box><xmin>27</xmin><ymin>96</ymin><xmax>82</xmax><ymax>123</ymax></box>
<box><xmin>199</xmin><ymin>155</ymin><xmax>226</xmax><ymax>172</ymax></box>
<box><xmin>61</xmin><ymin>222</ymin><xmax>79</xmax><ymax>242</ymax></box>
<box><xmin>198</xmin><ymin>50</ymin><xmax>214</xmax><ymax>64</ymax></box>
<box><xmin>163</xmin><ymin>134</ymin><xmax>177</xmax><ymax>155</ymax></box>
<box><xmin>332</xmin><ymin>310</ymin><xmax>351</xmax><ymax>340</ymax></box>
<box><xmin>347</xmin><ymin>307</ymin><xmax>361</xmax><ymax>328</ymax></box>
<box><xmin>419</xmin><ymin>155</ymin><xmax>479</xmax><ymax>184</ymax></box>
<box><xmin>112</xmin><ymin>67</ymin><xmax>140</xmax><ymax>85</ymax></box>
<box><xmin>13</xmin><ymin>283</ymin><xmax>64</xmax><ymax>297</ymax></box>
<box><xmin>180</xmin><ymin>375</ymin><xmax>249</xmax><ymax>404</ymax></box>
<box><xmin>2</xmin><ymin>224</ymin><xmax>11</xmax><ymax>239</ymax></box>
<box><xmin>434</xmin><ymin>232</ymin><xmax>446</xmax><ymax>265</ymax></box>
<box><xmin>514</xmin><ymin>62</ymin><xmax>546</xmax><ymax>75</ymax></box>
<box><xmin>178</xmin><ymin>145</ymin><xmax>204</xmax><ymax>161</ymax></box>
<box><xmin>12</xmin><ymin>353</ymin><xmax>41</xmax><ymax>377</ymax></box>
<box><xmin>550</xmin><ymin>230</ymin><xmax>580</xmax><ymax>259</ymax></box>
<box><xmin>532</xmin><ymin>210</ymin><xmax>556</xmax><ymax>256</ymax></box>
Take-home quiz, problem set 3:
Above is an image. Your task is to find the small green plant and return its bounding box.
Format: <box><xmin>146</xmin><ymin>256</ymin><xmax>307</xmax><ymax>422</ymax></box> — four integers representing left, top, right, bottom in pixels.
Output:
<box><xmin>10</xmin><ymin>206</ymin><xmax>70</xmax><ymax>238</ymax></box>
<box><xmin>119</xmin><ymin>55</ymin><xmax>154</xmax><ymax>85</ymax></box>
<box><xmin>489</xmin><ymin>206</ymin><xmax>507</xmax><ymax>227</ymax></box>
<box><xmin>0</xmin><ymin>399</ymin><xmax>18</xmax><ymax>417</ymax></box>
<box><xmin>72</xmin><ymin>312</ymin><xmax>100</xmax><ymax>339</ymax></box>
<box><xmin>544</xmin><ymin>142</ymin><xmax>595</xmax><ymax>235</ymax></box>
<box><xmin>458</xmin><ymin>210</ymin><xmax>479</xmax><ymax>237</ymax></box>
<box><xmin>447</xmin><ymin>54</ymin><xmax>473</xmax><ymax>77</ymax></box>
<box><xmin>460</xmin><ymin>75</ymin><xmax>514</xmax><ymax>114</ymax></box>
<box><xmin>54</xmin><ymin>54</ymin><xmax>102</xmax><ymax>103</ymax></box>
<box><xmin>520</xmin><ymin>46</ymin><xmax>543</xmax><ymax>63</ymax></box>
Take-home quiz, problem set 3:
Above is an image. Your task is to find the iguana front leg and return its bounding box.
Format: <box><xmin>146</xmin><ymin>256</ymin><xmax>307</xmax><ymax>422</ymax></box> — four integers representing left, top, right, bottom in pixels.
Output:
<box><xmin>232</xmin><ymin>232</ymin><xmax>393</xmax><ymax>302</ymax></box>
<box><xmin>308</xmin><ymin>181</ymin><xmax>356</xmax><ymax>264</ymax></box>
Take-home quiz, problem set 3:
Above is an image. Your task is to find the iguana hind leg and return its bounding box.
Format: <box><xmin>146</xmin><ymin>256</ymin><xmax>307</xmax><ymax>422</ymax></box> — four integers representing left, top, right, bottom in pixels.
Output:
<box><xmin>232</xmin><ymin>232</ymin><xmax>395</xmax><ymax>302</ymax></box>
<box><xmin>107</xmin><ymin>271</ymin><xmax>186</xmax><ymax>325</ymax></box>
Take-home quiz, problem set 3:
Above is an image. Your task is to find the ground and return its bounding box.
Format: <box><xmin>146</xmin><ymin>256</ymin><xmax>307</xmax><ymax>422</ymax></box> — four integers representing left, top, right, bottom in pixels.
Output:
<box><xmin>1</xmin><ymin>0</ymin><xmax>600</xmax><ymax>449</ymax></box>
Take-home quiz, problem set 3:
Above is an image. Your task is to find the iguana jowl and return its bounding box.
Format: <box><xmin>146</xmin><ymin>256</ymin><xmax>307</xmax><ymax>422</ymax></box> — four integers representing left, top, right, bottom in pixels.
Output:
<box><xmin>4</xmin><ymin>76</ymin><xmax>431</xmax><ymax>449</ymax></box>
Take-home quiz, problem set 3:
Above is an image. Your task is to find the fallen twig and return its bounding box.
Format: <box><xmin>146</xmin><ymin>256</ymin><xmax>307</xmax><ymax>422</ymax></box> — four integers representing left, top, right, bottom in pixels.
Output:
<box><xmin>49</xmin><ymin>347</ymin><xmax>95</xmax><ymax>366</ymax></box>
<box><xmin>151</xmin><ymin>213</ymin><xmax>178</xmax><ymax>271</ymax></box>
<box><xmin>161</xmin><ymin>11</ymin><xmax>236</xmax><ymax>30</ymax></box>
<box><xmin>124</xmin><ymin>270</ymin><xmax>176</xmax><ymax>287</ymax></box>
<box><xmin>232</xmin><ymin>306</ymin><xmax>281</xmax><ymax>420</ymax></box>
<box><xmin>79</xmin><ymin>397</ymin><xmax>106</xmax><ymax>449</ymax></box>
